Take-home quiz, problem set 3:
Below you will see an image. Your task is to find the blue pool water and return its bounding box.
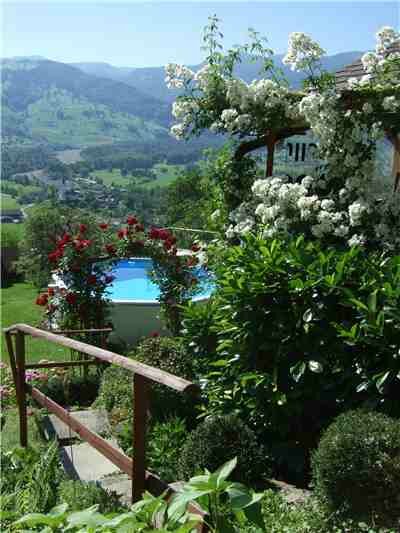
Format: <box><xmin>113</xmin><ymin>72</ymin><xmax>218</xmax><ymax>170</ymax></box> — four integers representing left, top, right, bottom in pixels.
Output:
<box><xmin>107</xmin><ymin>258</ymin><xmax>214</xmax><ymax>302</ymax></box>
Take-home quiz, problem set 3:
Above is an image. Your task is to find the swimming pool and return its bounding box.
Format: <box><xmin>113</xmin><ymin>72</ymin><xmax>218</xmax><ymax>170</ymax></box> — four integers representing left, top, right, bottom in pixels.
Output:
<box><xmin>108</xmin><ymin>258</ymin><xmax>213</xmax><ymax>344</ymax></box>
<box><xmin>108</xmin><ymin>258</ymin><xmax>213</xmax><ymax>303</ymax></box>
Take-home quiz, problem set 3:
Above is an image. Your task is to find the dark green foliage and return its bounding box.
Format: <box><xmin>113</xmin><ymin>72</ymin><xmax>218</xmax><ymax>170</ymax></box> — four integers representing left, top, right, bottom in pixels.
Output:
<box><xmin>147</xmin><ymin>417</ymin><xmax>187</xmax><ymax>482</ymax></box>
<box><xmin>195</xmin><ymin>235</ymin><xmax>400</xmax><ymax>480</ymax></box>
<box><xmin>35</xmin><ymin>372</ymin><xmax>101</xmax><ymax>407</ymax></box>
<box><xmin>131</xmin><ymin>336</ymin><xmax>198</xmax><ymax>423</ymax></box>
<box><xmin>0</xmin><ymin>442</ymin><xmax>62</xmax><ymax>520</ymax></box>
<box><xmin>178</xmin><ymin>414</ymin><xmax>270</xmax><ymax>486</ymax></box>
<box><xmin>93</xmin><ymin>365</ymin><xmax>133</xmax><ymax>422</ymax></box>
<box><xmin>312</xmin><ymin>410</ymin><xmax>400</xmax><ymax>527</ymax></box>
<box><xmin>57</xmin><ymin>480</ymin><xmax>123</xmax><ymax>514</ymax></box>
<box><xmin>18</xmin><ymin>204</ymin><xmax>104</xmax><ymax>288</ymax></box>
<box><xmin>1</xmin><ymin>144</ymin><xmax>52</xmax><ymax>180</ymax></box>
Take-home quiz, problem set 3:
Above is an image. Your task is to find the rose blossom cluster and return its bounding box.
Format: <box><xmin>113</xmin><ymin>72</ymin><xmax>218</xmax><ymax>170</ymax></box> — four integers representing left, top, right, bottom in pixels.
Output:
<box><xmin>282</xmin><ymin>32</ymin><xmax>325</xmax><ymax>72</ymax></box>
<box><xmin>226</xmin><ymin>175</ymin><xmax>374</xmax><ymax>246</ymax></box>
<box><xmin>352</xmin><ymin>26</ymin><xmax>400</xmax><ymax>87</ymax></box>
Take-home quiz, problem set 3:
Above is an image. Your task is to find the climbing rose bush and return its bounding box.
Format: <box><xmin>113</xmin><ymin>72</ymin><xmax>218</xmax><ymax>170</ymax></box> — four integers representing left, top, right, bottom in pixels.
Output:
<box><xmin>166</xmin><ymin>19</ymin><xmax>399</xmax><ymax>250</ymax></box>
<box><xmin>38</xmin><ymin>217</ymin><xmax>202</xmax><ymax>336</ymax></box>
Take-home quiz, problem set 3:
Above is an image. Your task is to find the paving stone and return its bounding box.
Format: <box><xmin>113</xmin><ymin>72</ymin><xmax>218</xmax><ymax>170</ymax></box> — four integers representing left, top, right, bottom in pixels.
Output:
<box><xmin>60</xmin><ymin>439</ymin><xmax>121</xmax><ymax>482</ymax></box>
<box><xmin>42</xmin><ymin>409</ymin><xmax>111</xmax><ymax>442</ymax></box>
<box><xmin>99</xmin><ymin>473</ymin><xmax>132</xmax><ymax>506</ymax></box>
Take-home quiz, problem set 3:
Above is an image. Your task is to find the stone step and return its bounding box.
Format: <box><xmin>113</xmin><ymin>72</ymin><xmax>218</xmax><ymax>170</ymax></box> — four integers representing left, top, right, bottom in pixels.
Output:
<box><xmin>42</xmin><ymin>409</ymin><xmax>111</xmax><ymax>442</ymax></box>
<box><xmin>60</xmin><ymin>439</ymin><xmax>122</xmax><ymax>482</ymax></box>
<box><xmin>98</xmin><ymin>473</ymin><xmax>132</xmax><ymax>507</ymax></box>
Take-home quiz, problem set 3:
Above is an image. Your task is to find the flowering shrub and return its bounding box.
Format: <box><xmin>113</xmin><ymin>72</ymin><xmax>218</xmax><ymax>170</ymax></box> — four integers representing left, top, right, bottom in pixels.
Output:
<box><xmin>37</xmin><ymin>221</ymin><xmax>117</xmax><ymax>331</ymax></box>
<box><xmin>37</xmin><ymin>217</ymin><xmax>202</xmax><ymax>336</ymax></box>
<box><xmin>166</xmin><ymin>19</ymin><xmax>399</xmax><ymax>250</ymax></box>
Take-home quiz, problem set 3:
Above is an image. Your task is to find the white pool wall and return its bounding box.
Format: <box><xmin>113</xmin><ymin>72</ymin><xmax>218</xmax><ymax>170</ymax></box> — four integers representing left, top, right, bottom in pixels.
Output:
<box><xmin>110</xmin><ymin>295</ymin><xmax>209</xmax><ymax>346</ymax></box>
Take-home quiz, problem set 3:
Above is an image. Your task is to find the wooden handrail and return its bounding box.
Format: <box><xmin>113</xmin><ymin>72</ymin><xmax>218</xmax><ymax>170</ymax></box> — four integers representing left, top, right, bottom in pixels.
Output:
<box><xmin>3</xmin><ymin>323</ymin><xmax>204</xmax><ymax>527</ymax></box>
<box><xmin>7</xmin><ymin>324</ymin><xmax>198</xmax><ymax>394</ymax></box>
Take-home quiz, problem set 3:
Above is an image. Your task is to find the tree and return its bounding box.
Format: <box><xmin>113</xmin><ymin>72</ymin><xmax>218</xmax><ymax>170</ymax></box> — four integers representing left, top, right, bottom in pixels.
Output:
<box><xmin>18</xmin><ymin>204</ymin><xmax>102</xmax><ymax>289</ymax></box>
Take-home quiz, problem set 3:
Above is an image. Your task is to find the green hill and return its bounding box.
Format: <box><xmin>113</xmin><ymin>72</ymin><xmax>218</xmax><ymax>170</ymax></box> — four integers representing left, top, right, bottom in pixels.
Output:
<box><xmin>1</xmin><ymin>58</ymin><xmax>170</xmax><ymax>147</ymax></box>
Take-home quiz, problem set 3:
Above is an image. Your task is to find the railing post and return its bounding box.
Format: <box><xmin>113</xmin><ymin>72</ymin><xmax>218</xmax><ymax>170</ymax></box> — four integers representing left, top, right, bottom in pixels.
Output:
<box><xmin>15</xmin><ymin>331</ymin><xmax>28</xmax><ymax>447</ymax></box>
<box><xmin>132</xmin><ymin>373</ymin><xmax>150</xmax><ymax>502</ymax></box>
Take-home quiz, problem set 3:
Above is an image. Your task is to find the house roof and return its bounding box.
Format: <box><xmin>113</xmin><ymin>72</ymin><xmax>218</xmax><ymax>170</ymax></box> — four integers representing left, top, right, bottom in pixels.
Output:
<box><xmin>335</xmin><ymin>41</ymin><xmax>400</xmax><ymax>91</ymax></box>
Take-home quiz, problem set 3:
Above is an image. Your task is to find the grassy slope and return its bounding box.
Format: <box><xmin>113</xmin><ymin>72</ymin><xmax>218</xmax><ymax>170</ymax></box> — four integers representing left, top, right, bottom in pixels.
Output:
<box><xmin>1</xmin><ymin>223</ymin><xmax>25</xmax><ymax>247</ymax></box>
<box><xmin>93</xmin><ymin>164</ymin><xmax>183</xmax><ymax>189</ymax></box>
<box><xmin>1</xmin><ymin>282</ymin><xmax>69</xmax><ymax>363</ymax></box>
<box><xmin>1</xmin><ymin>194</ymin><xmax>21</xmax><ymax>212</ymax></box>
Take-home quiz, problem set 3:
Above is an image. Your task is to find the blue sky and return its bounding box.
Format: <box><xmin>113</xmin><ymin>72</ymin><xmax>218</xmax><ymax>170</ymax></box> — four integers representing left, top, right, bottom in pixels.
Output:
<box><xmin>2</xmin><ymin>1</ymin><xmax>399</xmax><ymax>67</ymax></box>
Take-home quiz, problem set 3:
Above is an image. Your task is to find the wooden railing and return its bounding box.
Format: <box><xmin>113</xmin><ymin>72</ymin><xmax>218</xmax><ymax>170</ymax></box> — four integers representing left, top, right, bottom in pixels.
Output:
<box><xmin>3</xmin><ymin>324</ymin><xmax>203</xmax><ymax>523</ymax></box>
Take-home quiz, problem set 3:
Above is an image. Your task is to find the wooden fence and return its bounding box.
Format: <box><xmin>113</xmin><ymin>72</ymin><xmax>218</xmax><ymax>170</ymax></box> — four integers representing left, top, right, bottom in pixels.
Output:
<box><xmin>3</xmin><ymin>323</ymin><xmax>205</xmax><ymax>529</ymax></box>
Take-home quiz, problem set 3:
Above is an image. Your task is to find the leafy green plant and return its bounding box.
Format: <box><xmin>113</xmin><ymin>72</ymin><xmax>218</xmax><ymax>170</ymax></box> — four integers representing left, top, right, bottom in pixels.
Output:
<box><xmin>1</xmin><ymin>442</ymin><xmax>62</xmax><ymax>528</ymax></box>
<box><xmin>131</xmin><ymin>336</ymin><xmax>198</xmax><ymax>424</ymax></box>
<box><xmin>194</xmin><ymin>235</ymin><xmax>400</xmax><ymax>479</ymax></box>
<box><xmin>312</xmin><ymin>410</ymin><xmax>400</xmax><ymax>527</ymax></box>
<box><xmin>179</xmin><ymin>414</ymin><xmax>270</xmax><ymax>486</ymax></box>
<box><xmin>170</xmin><ymin>457</ymin><xmax>264</xmax><ymax>532</ymax></box>
<box><xmin>147</xmin><ymin>417</ymin><xmax>187</xmax><ymax>482</ymax></box>
<box><xmin>93</xmin><ymin>365</ymin><xmax>133</xmax><ymax>423</ymax></box>
<box><xmin>57</xmin><ymin>480</ymin><xmax>123</xmax><ymax>514</ymax></box>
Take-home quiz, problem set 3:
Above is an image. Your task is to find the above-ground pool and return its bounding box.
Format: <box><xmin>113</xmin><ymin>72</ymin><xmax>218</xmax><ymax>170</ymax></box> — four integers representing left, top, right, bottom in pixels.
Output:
<box><xmin>108</xmin><ymin>258</ymin><xmax>214</xmax><ymax>345</ymax></box>
<box><xmin>108</xmin><ymin>258</ymin><xmax>214</xmax><ymax>303</ymax></box>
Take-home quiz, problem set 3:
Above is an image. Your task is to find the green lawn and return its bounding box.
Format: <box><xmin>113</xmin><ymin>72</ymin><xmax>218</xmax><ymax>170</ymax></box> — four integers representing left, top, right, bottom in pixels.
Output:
<box><xmin>93</xmin><ymin>164</ymin><xmax>183</xmax><ymax>190</ymax></box>
<box><xmin>144</xmin><ymin>163</ymin><xmax>183</xmax><ymax>189</ymax></box>
<box><xmin>1</xmin><ymin>194</ymin><xmax>21</xmax><ymax>213</ymax></box>
<box><xmin>1</xmin><ymin>223</ymin><xmax>24</xmax><ymax>247</ymax></box>
<box><xmin>1</xmin><ymin>282</ymin><xmax>69</xmax><ymax>363</ymax></box>
<box><xmin>93</xmin><ymin>168</ymin><xmax>130</xmax><ymax>187</ymax></box>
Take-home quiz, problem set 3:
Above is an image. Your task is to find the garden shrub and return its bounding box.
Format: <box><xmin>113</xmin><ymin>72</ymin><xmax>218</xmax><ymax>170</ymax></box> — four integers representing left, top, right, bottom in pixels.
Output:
<box><xmin>0</xmin><ymin>442</ymin><xmax>62</xmax><ymax>526</ymax></box>
<box><xmin>130</xmin><ymin>336</ymin><xmax>198</xmax><ymax>424</ymax></box>
<box><xmin>93</xmin><ymin>365</ymin><xmax>133</xmax><ymax>425</ymax></box>
<box><xmin>34</xmin><ymin>371</ymin><xmax>101</xmax><ymax>407</ymax></box>
<box><xmin>195</xmin><ymin>235</ymin><xmax>400</xmax><ymax>480</ymax></box>
<box><xmin>312</xmin><ymin>410</ymin><xmax>400</xmax><ymax>527</ymax></box>
<box><xmin>57</xmin><ymin>480</ymin><xmax>123</xmax><ymax>514</ymax></box>
<box><xmin>147</xmin><ymin>417</ymin><xmax>187</xmax><ymax>482</ymax></box>
<box><xmin>178</xmin><ymin>414</ymin><xmax>270</xmax><ymax>486</ymax></box>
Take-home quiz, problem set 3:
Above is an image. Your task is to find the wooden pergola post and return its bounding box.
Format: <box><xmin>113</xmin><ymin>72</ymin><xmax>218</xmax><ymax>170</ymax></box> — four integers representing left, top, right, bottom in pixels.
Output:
<box><xmin>266</xmin><ymin>134</ymin><xmax>276</xmax><ymax>177</ymax></box>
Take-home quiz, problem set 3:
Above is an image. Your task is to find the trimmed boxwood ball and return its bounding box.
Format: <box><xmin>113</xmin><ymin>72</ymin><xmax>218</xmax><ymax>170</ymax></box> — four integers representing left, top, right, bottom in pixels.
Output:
<box><xmin>178</xmin><ymin>414</ymin><xmax>271</xmax><ymax>486</ymax></box>
<box><xmin>312</xmin><ymin>410</ymin><xmax>400</xmax><ymax>526</ymax></box>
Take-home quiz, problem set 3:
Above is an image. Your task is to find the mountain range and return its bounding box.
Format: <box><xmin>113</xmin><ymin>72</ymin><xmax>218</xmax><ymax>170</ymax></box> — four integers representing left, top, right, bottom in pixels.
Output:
<box><xmin>2</xmin><ymin>51</ymin><xmax>363</xmax><ymax>149</ymax></box>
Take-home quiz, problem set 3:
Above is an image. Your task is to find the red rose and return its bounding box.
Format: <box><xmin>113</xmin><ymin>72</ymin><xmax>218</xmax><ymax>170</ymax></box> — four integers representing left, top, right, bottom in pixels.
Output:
<box><xmin>149</xmin><ymin>227</ymin><xmax>160</xmax><ymax>239</ymax></box>
<box><xmin>191</xmin><ymin>244</ymin><xmax>201</xmax><ymax>252</ymax></box>
<box><xmin>87</xmin><ymin>274</ymin><xmax>97</xmax><ymax>285</ymax></box>
<box><xmin>73</xmin><ymin>239</ymin><xmax>91</xmax><ymax>252</ymax></box>
<box><xmin>59</xmin><ymin>233</ymin><xmax>71</xmax><ymax>246</ymax></box>
<box><xmin>48</xmin><ymin>249</ymin><xmax>62</xmax><ymax>263</ymax></box>
<box><xmin>158</xmin><ymin>229</ymin><xmax>171</xmax><ymax>241</ymax></box>
<box><xmin>105</xmin><ymin>244</ymin><xmax>116</xmax><ymax>255</ymax></box>
<box><xmin>126</xmin><ymin>215</ymin><xmax>138</xmax><ymax>226</ymax></box>
<box><xmin>79</xmin><ymin>223</ymin><xmax>87</xmax><ymax>233</ymax></box>
<box><xmin>150</xmin><ymin>331</ymin><xmax>160</xmax><ymax>338</ymax></box>
<box><xmin>35</xmin><ymin>293</ymin><xmax>48</xmax><ymax>306</ymax></box>
<box><xmin>117</xmin><ymin>229</ymin><xmax>125</xmax><ymax>239</ymax></box>
<box><xmin>99</xmin><ymin>223</ymin><xmax>109</xmax><ymax>230</ymax></box>
<box><xmin>48</xmin><ymin>287</ymin><xmax>55</xmax><ymax>296</ymax></box>
<box><xmin>65</xmin><ymin>292</ymin><xmax>77</xmax><ymax>305</ymax></box>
